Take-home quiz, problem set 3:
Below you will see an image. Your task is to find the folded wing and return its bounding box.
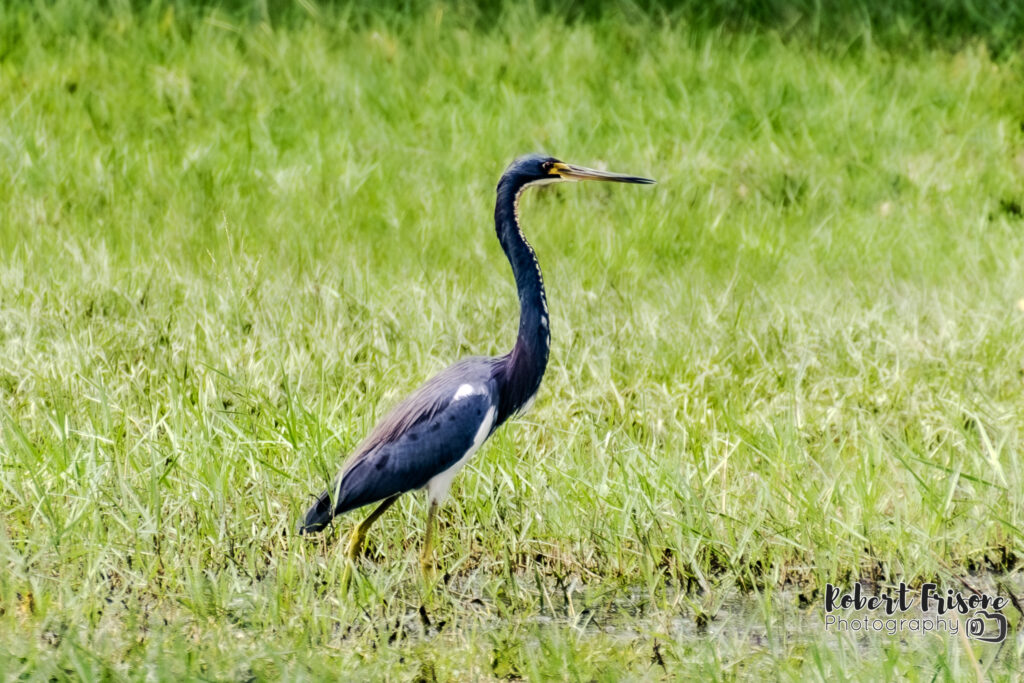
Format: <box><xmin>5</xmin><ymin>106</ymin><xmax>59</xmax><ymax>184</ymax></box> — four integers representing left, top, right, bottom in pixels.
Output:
<box><xmin>300</xmin><ymin>359</ymin><xmax>498</xmax><ymax>533</ymax></box>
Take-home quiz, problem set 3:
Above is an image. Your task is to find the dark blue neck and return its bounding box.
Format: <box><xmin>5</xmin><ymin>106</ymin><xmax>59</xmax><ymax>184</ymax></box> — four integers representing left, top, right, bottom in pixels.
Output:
<box><xmin>493</xmin><ymin>176</ymin><xmax>551</xmax><ymax>425</ymax></box>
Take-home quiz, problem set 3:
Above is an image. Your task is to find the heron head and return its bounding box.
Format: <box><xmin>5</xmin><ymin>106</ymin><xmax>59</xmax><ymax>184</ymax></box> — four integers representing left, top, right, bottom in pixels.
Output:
<box><xmin>505</xmin><ymin>154</ymin><xmax>655</xmax><ymax>189</ymax></box>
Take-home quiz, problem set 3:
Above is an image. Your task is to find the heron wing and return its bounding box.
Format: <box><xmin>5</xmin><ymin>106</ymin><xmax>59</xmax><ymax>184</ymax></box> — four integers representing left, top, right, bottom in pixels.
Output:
<box><xmin>300</xmin><ymin>358</ymin><xmax>499</xmax><ymax>532</ymax></box>
<box><xmin>334</xmin><ymin>389</ymin><xmax>495</xmax><ymax>514</ymax></box>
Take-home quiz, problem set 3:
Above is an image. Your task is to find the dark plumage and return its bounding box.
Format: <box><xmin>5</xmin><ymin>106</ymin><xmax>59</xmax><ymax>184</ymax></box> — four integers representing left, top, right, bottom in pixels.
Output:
<box><xmin>301</xmin><ymin>358</ymin><xmax>498</xmax><ymax>533</ymax></box>
<box><xmin>299</xmin><ymin>154</ymin><xmax>653</xmax><ymax>577</ymax></box>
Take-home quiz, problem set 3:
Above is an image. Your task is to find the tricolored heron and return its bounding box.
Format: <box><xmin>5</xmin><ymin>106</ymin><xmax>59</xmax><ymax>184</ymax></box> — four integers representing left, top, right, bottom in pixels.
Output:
<box><xmin>299</xmin><ymin>154</ymin><xmax>654</xmax><ymax>579</ymax></box>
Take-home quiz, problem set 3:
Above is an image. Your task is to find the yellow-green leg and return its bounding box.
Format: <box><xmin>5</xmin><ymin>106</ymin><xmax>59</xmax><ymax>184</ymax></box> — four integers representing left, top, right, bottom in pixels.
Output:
<box><xmin>420</xmin><ymin>500</ymin><xmax>439</xmax><ymax>578</ymax></box>
<box><xmin>341</xmin><ymin>494</ymin><xmax>400</xmax><ymax>589</ymax></box>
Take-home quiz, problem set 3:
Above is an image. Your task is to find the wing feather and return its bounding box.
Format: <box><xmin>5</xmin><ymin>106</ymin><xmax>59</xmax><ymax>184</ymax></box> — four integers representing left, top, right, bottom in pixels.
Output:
<box><xmin>299</xmin><ymin>357</ymin><xmax>499</xmax><ymax>533</ymax></box>
<box><xmin>334</xmin><ymin>391</ymin><xmax>493</xmax><ymax>513</ymax></box>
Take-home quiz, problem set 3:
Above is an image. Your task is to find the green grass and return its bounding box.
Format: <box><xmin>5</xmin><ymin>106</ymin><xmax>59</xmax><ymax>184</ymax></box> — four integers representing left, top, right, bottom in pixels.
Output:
<box><xmin>2</xmin><ymin>1</ymin><xmax>1024</xmax><ymax>679</ymax></box>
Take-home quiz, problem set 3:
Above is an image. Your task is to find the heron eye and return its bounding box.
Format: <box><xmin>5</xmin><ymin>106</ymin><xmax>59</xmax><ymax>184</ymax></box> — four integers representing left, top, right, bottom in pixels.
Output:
<box><xmin>541</xmin><ymin>161</ymin><xmax>552</xmax><ymax>172</ymax></box>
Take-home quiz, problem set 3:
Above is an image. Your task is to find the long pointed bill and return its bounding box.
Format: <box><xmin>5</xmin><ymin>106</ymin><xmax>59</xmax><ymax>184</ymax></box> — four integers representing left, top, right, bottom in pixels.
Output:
<box><xmin>554</xmin><ymin>162</ymin><xmax>655</xmax><ymax>184</ymax></box>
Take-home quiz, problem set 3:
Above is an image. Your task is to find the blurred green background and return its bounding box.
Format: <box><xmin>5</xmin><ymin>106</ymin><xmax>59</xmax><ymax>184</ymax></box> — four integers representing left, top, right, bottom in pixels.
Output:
<box><xmin>1</xmin><ymin>1</ymin><xmax>1023</xmax><ymax>679</ymax></box>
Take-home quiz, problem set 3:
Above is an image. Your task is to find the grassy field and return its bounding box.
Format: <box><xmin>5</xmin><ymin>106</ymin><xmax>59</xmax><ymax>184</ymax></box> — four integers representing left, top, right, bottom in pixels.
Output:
<box><xmin>2</xmin><ymin>1</ymin><xmax>1024</xmax><ymax>679</ymax></box>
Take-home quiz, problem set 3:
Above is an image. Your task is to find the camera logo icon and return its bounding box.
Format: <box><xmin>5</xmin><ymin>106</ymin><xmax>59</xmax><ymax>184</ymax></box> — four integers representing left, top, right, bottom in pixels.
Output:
<box><xmin>966</xmin><ymin>610</ymin><xmax>1008</xmax><ymax>643</ymax></box>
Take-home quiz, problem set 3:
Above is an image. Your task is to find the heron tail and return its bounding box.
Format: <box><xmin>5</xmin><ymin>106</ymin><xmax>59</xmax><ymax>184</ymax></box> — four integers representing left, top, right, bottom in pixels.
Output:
<box><xmin>298</xmin><ymin>489</ymin><xmax>335</xmax><ymax>534</ymax></box>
